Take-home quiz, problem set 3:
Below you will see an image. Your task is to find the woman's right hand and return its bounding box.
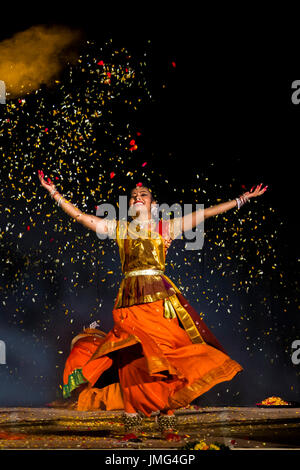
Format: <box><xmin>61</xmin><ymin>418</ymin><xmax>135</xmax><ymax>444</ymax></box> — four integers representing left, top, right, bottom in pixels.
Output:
<box><xmin>38</xmin><ymin>170</ymin><xmax>57</xmax><ymax>195</ymax></box>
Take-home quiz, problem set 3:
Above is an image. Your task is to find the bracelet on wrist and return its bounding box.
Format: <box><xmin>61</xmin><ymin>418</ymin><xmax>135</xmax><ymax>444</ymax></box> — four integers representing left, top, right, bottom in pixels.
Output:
<box><xmin>236</xmin><ymin>194</ymin><xmax>250</xmax><ymax>210</ymax></box>
<box><xmin>57</xmin><ymin>195</ymin><xmax>64</xmax><ymax>207</ymax></box>
<box><xmin>50</xmin><ymin>190</ymin><xmax>59</xmax><ymax>199</ymax></box>
<box><xmin>51</xmin><ymin>189</ymin><xmax>79</xmax><ymax>215</ymax></box>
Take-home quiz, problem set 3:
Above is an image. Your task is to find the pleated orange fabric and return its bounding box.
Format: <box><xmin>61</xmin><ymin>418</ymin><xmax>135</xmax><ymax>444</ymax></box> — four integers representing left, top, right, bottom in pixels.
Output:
<box><xmin>63</xmin><ymin>298</ymin><xmax>243</xmax><ymax>417</ymax></box>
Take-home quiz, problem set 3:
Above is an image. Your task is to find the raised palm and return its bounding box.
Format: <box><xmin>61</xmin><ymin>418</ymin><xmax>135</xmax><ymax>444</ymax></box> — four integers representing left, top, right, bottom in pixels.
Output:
<box><xmin>244</xmin><ymin>183</ymin><xmax>268</xmax><ymax>199</ymax></box>
<box><xmin>37</xmin><ymin>170</ymin><xmax>56</xmax><ymax>193</ymax></box>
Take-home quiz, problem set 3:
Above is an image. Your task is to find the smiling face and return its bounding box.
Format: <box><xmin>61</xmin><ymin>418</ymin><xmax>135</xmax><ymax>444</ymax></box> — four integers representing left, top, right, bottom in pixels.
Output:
<box><xmin>129</xmin><ymin>186</ymin><xmax>154</xmax><ymax>219</ymax></box>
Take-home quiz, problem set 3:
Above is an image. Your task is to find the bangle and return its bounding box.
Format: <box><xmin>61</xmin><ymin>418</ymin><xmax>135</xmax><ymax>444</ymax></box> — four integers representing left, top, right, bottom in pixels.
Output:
<box><xmin>57</xmin><ymin>195</ymin><xmax>64</xmax><ymax>207</ymax></box>
<box><xmin>236</xmin><ymin>194</ymin><xmax>250</xmax><ymax>210</ymax></box>
<box><xmin>50</xmin><ymin>189</ymin><xmax>59</xmax><ymax>199</ymax></box>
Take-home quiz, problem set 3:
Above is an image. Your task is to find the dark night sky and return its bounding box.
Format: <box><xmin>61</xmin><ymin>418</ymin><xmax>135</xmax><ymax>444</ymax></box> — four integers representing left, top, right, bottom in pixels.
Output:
<box><xmin>0</xmin><ymin>15</ymin><xmax>299</xmax><ymax>407</ymax></box>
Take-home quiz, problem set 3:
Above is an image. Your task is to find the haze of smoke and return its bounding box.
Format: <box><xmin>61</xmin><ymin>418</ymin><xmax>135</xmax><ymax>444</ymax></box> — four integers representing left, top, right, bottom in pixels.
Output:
<box><xmin>0</xmin><ymin>24</ymin><xmax>82</xmax><ymax>99</ymax></box>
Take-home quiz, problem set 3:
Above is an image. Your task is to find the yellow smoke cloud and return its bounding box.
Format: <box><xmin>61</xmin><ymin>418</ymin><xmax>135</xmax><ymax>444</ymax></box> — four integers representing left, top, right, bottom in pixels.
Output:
<box><xmin>0</xmin><ymin>24</ymin><xmax>82</xmax><ymax>99</ymax></box>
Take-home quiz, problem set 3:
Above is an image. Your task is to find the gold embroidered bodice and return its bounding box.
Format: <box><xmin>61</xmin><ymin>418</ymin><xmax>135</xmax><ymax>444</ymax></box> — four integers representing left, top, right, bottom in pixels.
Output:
<box><xmin>117</xmin><ymin>220</ymin><xmax>166</xmax><ymax>274</ymax></box>
<box><xmin>106</xmin><ymin>219</ymin><xmax>182</xmax><ymax>308</ymax></box>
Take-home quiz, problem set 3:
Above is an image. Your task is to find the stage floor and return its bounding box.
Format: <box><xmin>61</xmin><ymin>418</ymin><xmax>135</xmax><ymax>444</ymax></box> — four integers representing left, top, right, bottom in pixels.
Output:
<box><xmin>0</xmin><ymin>406</ymin><xmax>299</xmax><ymax>450</ymax></box>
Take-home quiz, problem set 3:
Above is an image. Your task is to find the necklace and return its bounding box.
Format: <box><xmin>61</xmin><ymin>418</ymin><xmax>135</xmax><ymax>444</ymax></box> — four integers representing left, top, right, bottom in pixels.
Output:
<box><xmin>132</xmin><ymin>218</ymin><xmax>156</xmax><ymax>230</ymax></box>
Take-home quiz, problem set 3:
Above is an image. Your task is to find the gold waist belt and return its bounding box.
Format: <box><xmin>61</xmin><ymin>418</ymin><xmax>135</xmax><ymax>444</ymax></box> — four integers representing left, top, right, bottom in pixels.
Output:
<box><xmin>124</xmin><ymin>269</ymin><xmax>164</xmax><ymax>279</ymax></box>
<box><xmin>123</xmin><ymin>269</ymin><xmax>180</xmax><ymax>322</ymax></box>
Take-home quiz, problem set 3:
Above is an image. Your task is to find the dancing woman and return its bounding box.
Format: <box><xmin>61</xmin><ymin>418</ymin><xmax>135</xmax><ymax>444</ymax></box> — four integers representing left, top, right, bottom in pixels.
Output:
<box><xmin>38</xmin><ymin>170</ymin><xmax>267</xmax><ymax>441</ymax></box>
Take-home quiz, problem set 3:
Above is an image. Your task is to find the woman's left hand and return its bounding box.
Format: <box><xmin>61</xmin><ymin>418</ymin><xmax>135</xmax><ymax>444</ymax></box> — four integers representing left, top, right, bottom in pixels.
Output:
<box><xmin>243</xmin><ymin>183</ymin><xmax>268</xmax><ymax>199</ymax></box>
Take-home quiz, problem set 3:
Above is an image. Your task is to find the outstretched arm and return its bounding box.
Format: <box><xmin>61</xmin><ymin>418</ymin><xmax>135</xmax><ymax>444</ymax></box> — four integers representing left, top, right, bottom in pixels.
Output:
<box><xmin>180</xmin><ymin>184</ymin><xmax>268</xmax><ymax>233</ymax></box>
<box><xmin>37</xmin><ymin>170</ymin><xmax>108</xmax><ymax>234</ymax></box>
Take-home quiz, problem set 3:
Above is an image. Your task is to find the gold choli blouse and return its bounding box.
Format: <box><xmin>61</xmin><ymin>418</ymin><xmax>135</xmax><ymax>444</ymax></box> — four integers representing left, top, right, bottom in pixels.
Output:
<box><xmin>107</xmin><ymin>218</ymin><xmax>182</xmax><ymax>309</ymax></box>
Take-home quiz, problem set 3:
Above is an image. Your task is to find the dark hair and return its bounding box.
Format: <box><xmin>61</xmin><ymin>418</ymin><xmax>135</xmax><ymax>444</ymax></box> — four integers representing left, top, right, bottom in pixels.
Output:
<box><xmin>130</xmin><ymin>186</ymin><xmax>155</xmax><ymax>202</ymax></box>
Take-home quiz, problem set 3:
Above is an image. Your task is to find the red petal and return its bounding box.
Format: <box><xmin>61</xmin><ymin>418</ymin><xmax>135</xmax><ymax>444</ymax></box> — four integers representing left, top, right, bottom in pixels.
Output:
<box><xmin>120</xmin><ymin>433</ymin><xmax>138</xmax><ymax>441</ymax></box>
<box><xmin>165</xmin><ymin>432</ymin><xmax>181</xmax><ymax>442</ymax></box>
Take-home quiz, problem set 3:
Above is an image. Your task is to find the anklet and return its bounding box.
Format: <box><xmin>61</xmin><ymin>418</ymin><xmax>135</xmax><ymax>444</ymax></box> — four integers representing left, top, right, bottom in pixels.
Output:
<box><xmin>156</xmin><ymin>413</ymin><xmax>178</xmax><ymax>433</ymax></box>
<box><xmin>122</xmin><ymin>412</ymin><xmax>143</xmax><ymax>433</ymax></box>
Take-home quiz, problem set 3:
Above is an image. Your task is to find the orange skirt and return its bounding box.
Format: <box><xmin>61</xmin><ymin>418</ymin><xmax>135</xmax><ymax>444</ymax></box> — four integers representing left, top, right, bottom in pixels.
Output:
<box><xmin>63</xmin><ymin>298</ymin><xmax>243</xmax><ymax>417</ymax></box>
